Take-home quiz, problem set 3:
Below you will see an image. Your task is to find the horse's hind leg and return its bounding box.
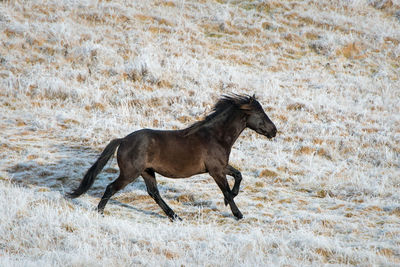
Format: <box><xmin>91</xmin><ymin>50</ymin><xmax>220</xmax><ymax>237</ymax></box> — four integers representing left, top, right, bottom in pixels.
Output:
<box><xmin>97</xmin><ymin>172</ymin><xmax>139</xmax><ymax>213</ymax></box>
<box><xmin>142</xmin><ymin>169</ymin><xmax>181</xmax><ymax>221</ymax></box>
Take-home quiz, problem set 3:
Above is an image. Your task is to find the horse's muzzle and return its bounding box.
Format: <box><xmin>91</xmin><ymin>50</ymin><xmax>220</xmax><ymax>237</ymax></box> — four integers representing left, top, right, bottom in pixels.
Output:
<box><xmin>265</xmin><ymin>125</ymin><xmax>277</xmax><ymax>139</ymax></box>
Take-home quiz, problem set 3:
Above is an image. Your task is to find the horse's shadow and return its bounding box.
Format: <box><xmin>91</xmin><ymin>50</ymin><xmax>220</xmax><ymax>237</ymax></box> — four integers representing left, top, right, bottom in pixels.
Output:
<box><xmin>7</xmin><ymin>143</ymin><xmax>214</xmax><ymax>219</ymax></box>
<box><xmin>8</xmin><ymin>144</ymin><xmax>103</xmax><ymax>193</ymax></box>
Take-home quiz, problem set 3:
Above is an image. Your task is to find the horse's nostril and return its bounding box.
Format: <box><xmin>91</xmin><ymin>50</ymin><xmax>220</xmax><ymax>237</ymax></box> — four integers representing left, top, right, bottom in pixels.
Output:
<box><xmin>267</xmin><ymin>126</ymin><xmax>277</xmax><ymax>138</ymax></box>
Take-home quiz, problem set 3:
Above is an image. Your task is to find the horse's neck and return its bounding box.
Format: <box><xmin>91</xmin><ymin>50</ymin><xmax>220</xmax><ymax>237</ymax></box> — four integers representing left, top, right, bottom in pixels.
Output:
<box><xmin>208</xmin><ymin>110</ymin><xmax>246</xmax><ymax>148</ymax></box>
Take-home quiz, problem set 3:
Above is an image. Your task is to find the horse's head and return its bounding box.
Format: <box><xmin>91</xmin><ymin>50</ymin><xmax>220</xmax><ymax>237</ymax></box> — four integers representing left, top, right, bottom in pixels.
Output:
<box><xmin>242</xmin><ymin>96</ymin><xmax>277</xmax><ymax>139</ymax></box>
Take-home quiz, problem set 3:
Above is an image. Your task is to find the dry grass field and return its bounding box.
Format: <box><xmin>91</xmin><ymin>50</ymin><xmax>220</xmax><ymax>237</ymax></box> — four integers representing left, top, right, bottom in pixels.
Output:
<box><xmin>1</xmin><ymin>0</ymin><xmax>400</xmax><ymax>265</ymax></box>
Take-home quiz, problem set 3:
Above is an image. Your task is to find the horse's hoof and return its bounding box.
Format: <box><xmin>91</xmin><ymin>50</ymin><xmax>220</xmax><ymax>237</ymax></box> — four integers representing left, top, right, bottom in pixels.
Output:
<box><xmin>170</xmin><ymin>214</ymin><xmax>182</xmax><ymax>222</ymax></box>
<box><xmin>96</xmin><ymin>207</ymin><xmax>104</xmax><ymax>215</ymax></box>
<box><xmin>235</xmin><ymin>212</ymin><xmax>243</xmax><ymax>220</ymax></box>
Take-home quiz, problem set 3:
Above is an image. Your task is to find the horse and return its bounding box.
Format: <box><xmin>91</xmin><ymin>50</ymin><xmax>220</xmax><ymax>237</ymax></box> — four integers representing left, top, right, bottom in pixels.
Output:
<box><xmin>68</xmin><ymin>94</ymin><xmax>277</xmax><ymax>220</ymax></box>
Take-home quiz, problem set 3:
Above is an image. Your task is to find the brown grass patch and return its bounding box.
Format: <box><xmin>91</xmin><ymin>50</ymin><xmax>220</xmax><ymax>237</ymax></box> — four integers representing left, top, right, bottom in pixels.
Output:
<box><xmin>337</xmin><ymin>42</ymin><xmax>366</xmax><ymax>59</ymax></box>
<box><xmin>283</xmin><ymin>136</ymin><xmax>292</xmax><ymax>142</ymax></box>
<box><xmin>352</xmin><ymin>198</ymin><xmax>364</xmax><ymax>204</ymax></box>
<box><xmin>28</xmin><ymin>199</ymin><xmax>47</xmax><ymax>207</ymax></box>
<box><xmin>242</xmin><ymin>27</ymin><xmax>261</xmax><ymax>37</ymax></box>
<box><xmin>157</xmin><ymin>1</ymin><xmax>176</xmax><ymax>7</ymax></box>
<box><xmin>1</xmin><ymin>143</ymin><xmax>23</xmax><ymax>152</ymax></box>
<box><xmin>134</xmin><ymin>14</ymin><xmax>173</xmax><ymax>26</ymax></box>
<box><xmin>85</xmin><ymin>102</ymin><xmax>105</xmax><ymax>111</ymax></box>
<box><xmin>152</xmin><ymin>119</ymin><xmax>159</xmax><ymax>127</ymax></box>
<box><xmin>27</xmin><ymin>155</ymin><xmax>38</xmax><ymax>160</ymax></box>
<box><xmin>362</xmin><ymin>127</ymin><xmax>379</xmax><ymax>133</ymax></box>
<box><xmin>344</xmin><ymin>212</ymin><xmax>354</xmax><ymax>218</ymax></box>
<box><xmin>305</xmin><ymin>31</ymin><xmax>320</xmax><ymax>40</ymax></box>
<box><xmin>176</xmin><ymin>194</ymin><xmax>195</xmax><ymax>203</ymax></box>
<box><xmin>339</xmin><ymin>146</ymin><xmax>355</xmax><ymax>155</ymax></box>
<box><xmin>315</xmin><ymin>247</ymin><xmax>333</xmax><ymax>262</ymax></box>
<box><xmin>239</xmin><ymin>2</ymin><xmax>271</xmax><ymax>14</ymax></box>
<box><xmin>377</xmin><ymin>248</ymin><xmax>394</xmax><ymax>257</ymax></box>
<box><xmin>37</xmin><ymin>188</ymin><xmax>50</xmax><ymax>192</ymax></box>
<box><xmin>252</xmin><ymin>195</ymin><xmax>273</xmax><ymax>202</ymax></box>
<box><xmin>316</xmin><ymin>189</ymin><xmax>334</xmax><ymax>198</ymax></box>
<box><xmin>276</xmin><ymin>166</ymin><xmax>288</xmax><ymax>173</ymax></box>
<box><xmin>296</xmin><ymin>146</ymin><xmax>315</xmax><ymax>155</ymax></box>
<box><xmin>134</xmin><ymin>14</ymin><xmax>153</xmax><ymax>22</ymax></box>
<box><xmin>286</xmin><ymin>102</ymin><xmax>306</xmax><ymax>111</ymax></box>
<box><xmin>277</xmin><ymin>114</ymin><xmax>288</xmax><ymax>122</ymax></box>
<box><xmin>16</xmin><ymin>119</ymin><xmax>27</xmax><ymax>127</ymax></box>
<box><xmin>78</xmin><ymin>11</ymin><xmax>107</xmax><ymax>24</ymax></box>
<box><xmin>390</xmin><ymin>207</ymin><xmax>400</xmax><ymax>217</ymax></box>
<box><xmin>283</xmin><ymin>33</ymin><xmax>301</xmax><ymax>42</ymax></box>
<box><xmin>259</xmin><ymin>169</ymin><xmax>278</xmax><ymax>178</ymax></box>
<box><xmin>148</xmin><ymin>26</ymin><xmax>172</xmax><ymax>34</ymax></box>
<box><xmin>267</xmin><ymin>65</ymin><xmax>285</xmax><ymax>72</ymax></box>
<box><xmin>272</xmin><ymin>177</ymin><xmax>294</xmax><ymax>184</ymax></box>
<box><xmin>262</xmin><ymin>21</ymin><xmax>273</xmax><ymax>30</ymax></box>
<box><xmin>217</xmin><ymin>54</ymin><xmax>252</xmax><ymax>66</ymax></box>
<box><xmin>62</xmin><ymin>223</ymin><xmax>77</xmax><ymax>233</ymax></box>
<box><xmin>117</xmin><ymin>194</ymin><xmax>150</xmax><ymax>203</ymax></box>
<box><xmin>313</xmin><ymin>138</ymin><xmax>324</xmax><ymax>145</ymax></box>
<box><xmin>384</xmin><ymin>36</ymin><xmax>400</xmax><ymax>46</ymax></box>
<box><xmin>320</xmin><ymin>219</ymin><xmax>334</xmax><ymax>228</ymax></box>
<box><xmin>255</xmin><ymin>181</ymin><xmax>265</xmax><ymax>188</ymax></box>
<box><xmin>157</xmin><ymin>79</ymin><xmax>173</xmax><ymax>88</ymax></box>
<box><xmin>297</xmin><ymin>199</ymin><xmax>309</xmax><ymax>205</ymax></box>
<box><xmin>275</xmin><ymin>219</ymin><xmax>289</xmax><ymax>225</ymax></box>
<box><xmin>104</xmin><ymin>168</ymin><xmax>118</xmax><ymax>174</ymax></box>
<box><xmin>317</xmin><ymin>148</ymin><xmax>332</xmax><ymax>159</ymax></box>
<box><xmin>151</xmin><ymin>246</ymin><xmax>180</xmax><ymax>259</ymax></box>
<box><xmin>370</xmin><ymin>0</ymin><xmax>395</xmax><ymax>10</ymax></box>
<box><xmin>140</xmin><ymin>85</ymin><xmax>154</xmax><ymax>91</ymax></box>
<box><xmin>164</xmin><ymin>249</ymin><xmax>179</xmax><ymax>260</ymax></box>
<box><xmin>64</xmin><ymin>119</ymin><xmax>79</xmax><ymax>125</ymax></box>
<box><xmin>278</xmin><ymin>198</ymin><xmax>292</xmax><ymax>204</ymax></box>
<box><xmin>177</xmin><ymin>115</ymin><xmax>191</xmax><ymax>124</ymax></box>
<box><xmin>363</xmin><ymin>206</ymin><xmax>383</xmax><ymax>212</ymax></box>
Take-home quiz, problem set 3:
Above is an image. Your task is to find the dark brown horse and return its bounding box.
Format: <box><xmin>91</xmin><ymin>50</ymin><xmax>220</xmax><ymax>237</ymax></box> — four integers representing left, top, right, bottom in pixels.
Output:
<box><xmin>68</xmin><ymin>94</ymin><xmax>277</xmax><ymax>220</ymax></box>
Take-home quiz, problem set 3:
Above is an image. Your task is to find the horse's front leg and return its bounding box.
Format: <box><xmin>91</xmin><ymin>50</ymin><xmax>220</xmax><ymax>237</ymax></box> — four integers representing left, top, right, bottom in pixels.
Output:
<box><xmin>209</xmin><ymin>170</ymin><xmax>243</xmax><ymax>220</ymax></box>
<box><xmin>224</xmin><ymin>165</ymin><xmax>242</xmax><ymax>206</ymax></box>
<box><xmin>226</xmin><ymin>165</ymin><xmax>242</xmax><ymax>198</ymax></box>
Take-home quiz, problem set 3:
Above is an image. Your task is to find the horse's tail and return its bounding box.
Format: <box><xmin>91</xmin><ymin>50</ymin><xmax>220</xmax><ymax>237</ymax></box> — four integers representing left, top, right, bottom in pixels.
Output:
<box><xmin>67</xmin><ymin>138</ymin><xmax>123</xmax><ymax>198</ymax></box>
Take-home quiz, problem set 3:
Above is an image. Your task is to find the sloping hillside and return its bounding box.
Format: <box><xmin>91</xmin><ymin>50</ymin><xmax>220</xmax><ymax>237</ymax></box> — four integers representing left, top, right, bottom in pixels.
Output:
<box><xmin>1</xmin><ymin>0</ymin><xmax>399</xmax><ymax>265</ymax></box>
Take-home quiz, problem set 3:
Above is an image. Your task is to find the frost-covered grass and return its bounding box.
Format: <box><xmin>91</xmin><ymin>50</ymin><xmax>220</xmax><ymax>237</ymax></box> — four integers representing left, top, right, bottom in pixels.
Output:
<box><xmin>1</xmin><ymin>0</ymin><xmax>400</xmax><ymax>265</ymax></box>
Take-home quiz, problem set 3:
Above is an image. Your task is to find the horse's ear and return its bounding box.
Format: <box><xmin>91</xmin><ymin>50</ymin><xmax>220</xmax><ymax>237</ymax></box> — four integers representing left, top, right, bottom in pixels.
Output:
<box><xmin>240</xmin><ymin>103</ymin><xmax>253</xmax><ymax>111</ymax></box>
<box><xmin>252</xmin><ymin>93</ymin><xmax>256</xmax><ymax>99</ymax></box>
<box><xmin>241</xmin><ymin>94</ymin><xmax>256</xmax><ymax>111</ymax></box>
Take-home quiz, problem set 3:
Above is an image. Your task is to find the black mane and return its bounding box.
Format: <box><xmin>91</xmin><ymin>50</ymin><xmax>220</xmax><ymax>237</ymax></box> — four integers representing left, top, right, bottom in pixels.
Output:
<box><xmin>183</xmin><ymin>94</ymin><xmax>255</xmax><ymax>136</ymax></box>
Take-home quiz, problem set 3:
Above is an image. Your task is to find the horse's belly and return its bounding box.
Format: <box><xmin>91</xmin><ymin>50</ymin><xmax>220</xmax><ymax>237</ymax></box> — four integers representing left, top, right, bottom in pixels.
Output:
<box><xmin>151</xmin><ymin>154</ymin><xmax>206</xmax><ymax>178</ymax></box>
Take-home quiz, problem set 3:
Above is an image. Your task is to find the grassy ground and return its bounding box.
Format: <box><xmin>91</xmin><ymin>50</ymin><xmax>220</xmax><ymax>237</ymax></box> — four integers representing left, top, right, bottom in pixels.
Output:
<box><xmin>1</xmin><ymin>0</ymin><xmax>400</xmax><ymax>265</ymax></box>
